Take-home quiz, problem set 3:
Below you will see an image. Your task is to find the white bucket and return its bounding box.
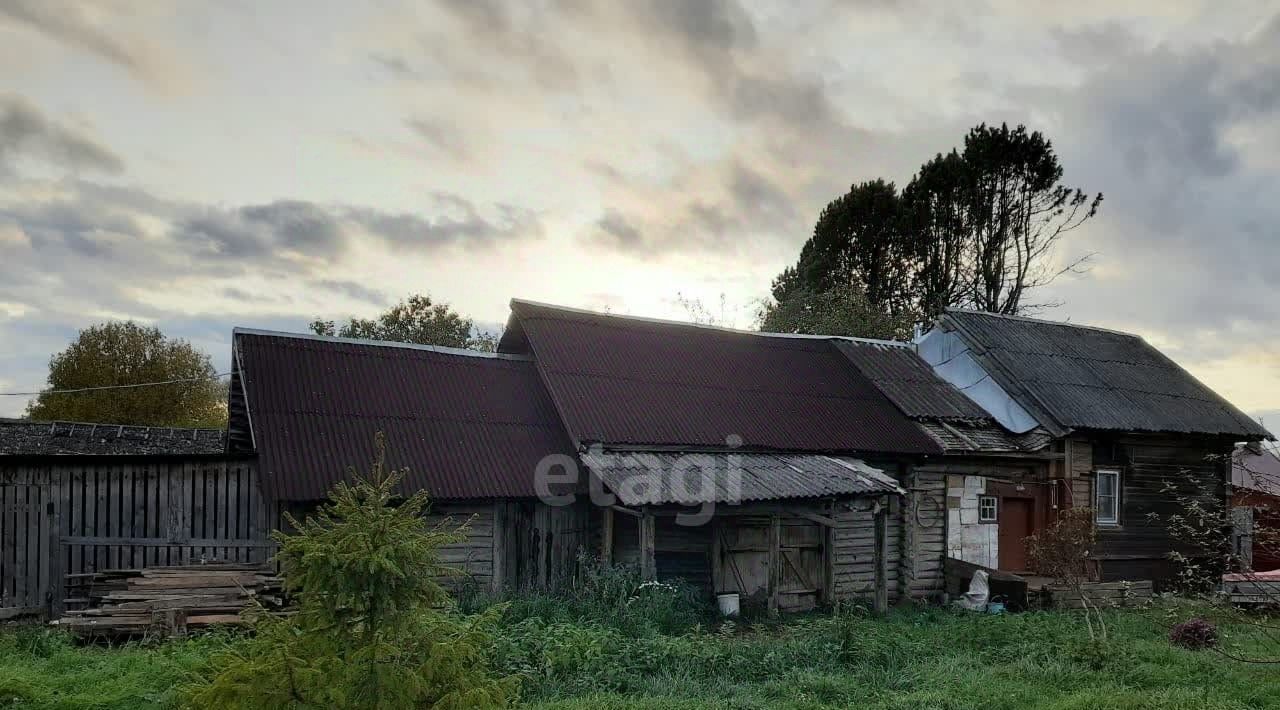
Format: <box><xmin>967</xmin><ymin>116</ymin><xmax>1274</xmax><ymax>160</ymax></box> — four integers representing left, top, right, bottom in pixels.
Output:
<box><xmin>716</xmin><ymin>592</ymin><xmax>740</xmax><ymax>617</ymax></box>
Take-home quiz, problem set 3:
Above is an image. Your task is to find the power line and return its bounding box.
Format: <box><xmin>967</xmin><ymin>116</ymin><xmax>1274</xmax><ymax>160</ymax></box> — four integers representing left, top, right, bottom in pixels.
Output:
<box><xmin>0</xmin><ymin>372</ymin><xmax>232</xmax><ymax>397</ymax></box>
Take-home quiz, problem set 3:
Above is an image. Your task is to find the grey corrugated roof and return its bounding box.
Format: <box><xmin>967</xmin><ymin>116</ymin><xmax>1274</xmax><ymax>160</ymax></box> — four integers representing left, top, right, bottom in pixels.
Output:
<box><xmin>0</xmin><ymin>419</ymin><xmax>226</xmax><ymax>456</ymax></box>
<box><xmin>833</xmin><ymin>340</ymin><xmax>990</xmax><ymax>420</ymax></box>
<box><xmin>942</xmin><ymin>310</ymin><xmax>1272</xmax><ymax>439</ymax></box>
<box><xmin>581</xmin><ymin>450</ymin><xmax>903</xmax><ymax>505</ymax></box>
<box><xmin>917</xmin><ymin>420</ymin><xmax>1054</xmax><ymax>454</ymax></box>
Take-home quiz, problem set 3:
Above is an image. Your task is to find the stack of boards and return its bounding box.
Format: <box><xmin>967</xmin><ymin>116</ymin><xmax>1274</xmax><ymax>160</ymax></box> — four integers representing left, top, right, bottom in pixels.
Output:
<box><xmin>53</xmin><ymin>563</ymin><xmax>285</xmax><ymax>636</ymax></box>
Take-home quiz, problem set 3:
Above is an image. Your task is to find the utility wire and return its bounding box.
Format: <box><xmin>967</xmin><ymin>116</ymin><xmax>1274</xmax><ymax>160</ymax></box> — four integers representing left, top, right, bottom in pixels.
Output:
<box><xmin>0</xmin><ymin>372</ymin><xmax>232</xmax><ymax>396</ymax></box>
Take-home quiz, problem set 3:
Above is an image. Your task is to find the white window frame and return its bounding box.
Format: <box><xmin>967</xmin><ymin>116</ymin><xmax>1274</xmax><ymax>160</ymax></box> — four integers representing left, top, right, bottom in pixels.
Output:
<box><xmin>1095</xmin><ymin>469</ymin><xmax>1121</xmax><ymax>526</ymax></box>
<box><xmin>978</xmin><ymin>495</ymin><xmax>998</xmax><ymax>523</ymax></box>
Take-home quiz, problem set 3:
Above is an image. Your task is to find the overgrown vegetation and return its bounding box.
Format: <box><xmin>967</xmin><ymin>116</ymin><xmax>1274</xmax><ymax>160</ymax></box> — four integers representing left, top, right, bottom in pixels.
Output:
<box><xmin>3</xmin><ymin>600</ymin><xmax>1278</xmax><ymax>709</ymax></box>
<box><xmin>1027</xmin><ymin>507</ymin><xmax>1108</xmax><ymax>641</ymax></box>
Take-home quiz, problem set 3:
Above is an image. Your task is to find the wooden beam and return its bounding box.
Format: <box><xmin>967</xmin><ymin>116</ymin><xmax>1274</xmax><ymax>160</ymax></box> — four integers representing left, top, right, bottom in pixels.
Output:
<box><xmin>822</xmin><ymin>501</ymin><xmax>836</xmax><ymax>606</ymax></box>
<box><xmin>898</xmin><ymin>463</ymin><xmax>915</xmax><ymax>603</ymax></box>
<box><xmin>610</xmin><ymin>504</ymin><xmax>642</xmax><ymax>519</ymax></box>
<box><xmin>798</xmin><ymin>511</ymin><xmax>837</xmax><ymax>528</ymax></box>
<box><xmin>873</xmin><ymin>496</ymin><xmax>889</xmax><ymax>615</ymax></box>
<box><xmin>768</xmin><ymin>513</ymin><xmax>780</xmax><ymax>613</ymax></box>
<box><xmin>639</xmin><ymin>511</ymin><xmax>656</xmax><ymax>581</ymax></box>
<box><xmin>490</xmin><ymin>501</ymin><xmax>506</xmax><ymax>594</ymax></box>
<box><xmin>601</xmin><ymin>506</ymin><xmax>614</xmax><ymax>566</ymax></box>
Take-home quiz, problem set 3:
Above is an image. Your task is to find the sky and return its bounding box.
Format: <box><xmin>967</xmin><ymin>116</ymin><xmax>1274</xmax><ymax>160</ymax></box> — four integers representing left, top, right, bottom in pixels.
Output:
<box><xmin>1</xmin><ymin>0</ymin><xmax>1279</xmax><ymax>426</ymax></box>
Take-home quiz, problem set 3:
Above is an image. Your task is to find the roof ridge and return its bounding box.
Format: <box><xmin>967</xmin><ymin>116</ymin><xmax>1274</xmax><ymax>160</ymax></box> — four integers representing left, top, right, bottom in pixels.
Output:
<box><xmin>510</xmin><ymin>298</ymin><xmax>905</xmax><ymax>345</ymax></box>
<box><xmin>0</xmin><ymin>418</ymin><xmax>225</xmax><ymax>435</ymax></box>
<box><xmin>944</xmin><ymin>308</ymin><xmax>1144</xmax><ymax>339</ymax></box>
<box><xmin>233</xmin><ymin>327</ymin><xmax>533</xmax><ymax>361</ymax></box>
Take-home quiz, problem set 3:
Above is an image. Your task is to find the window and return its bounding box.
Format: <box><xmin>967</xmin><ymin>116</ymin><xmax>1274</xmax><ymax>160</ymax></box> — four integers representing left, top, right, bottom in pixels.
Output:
<box><xmin>978</xmin><ymin>496</ymin><xmax>998</xmax><ymax>522</ymax></box>
<box><xmin>1096</xmin><ymin>469</ymin><xmax>1120</xmax><ymax>525</ymax></box>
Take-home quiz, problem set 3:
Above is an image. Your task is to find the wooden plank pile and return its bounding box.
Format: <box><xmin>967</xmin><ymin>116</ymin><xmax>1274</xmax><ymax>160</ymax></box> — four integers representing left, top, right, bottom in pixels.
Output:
<box><xmin>1043</xmin><ymin>580</ymin><xmax>1155</xmax><ymax>609</ymax></box>
<box><xmin>53</xmin><ymin>563</ymin><xmax>285</xmax><ymax>636</ymax></box>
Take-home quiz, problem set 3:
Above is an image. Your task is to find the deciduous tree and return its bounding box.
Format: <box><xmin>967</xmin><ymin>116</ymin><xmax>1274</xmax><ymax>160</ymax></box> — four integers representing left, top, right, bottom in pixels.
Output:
<box><xmin>26</xmin><ymin>322</ymin><xmax>226</xmax><ymax>428</ymax></box>
<box><xmin>311</xmin><ymin>294</ymin><xmax>498</xmax><ymax>351</ymax></box>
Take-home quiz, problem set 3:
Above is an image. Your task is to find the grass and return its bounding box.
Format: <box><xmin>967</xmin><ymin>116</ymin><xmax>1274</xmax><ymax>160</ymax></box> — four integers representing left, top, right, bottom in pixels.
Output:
<box><xmin>1</xmin><ymin>599</ymin><xmax>1278</xmax><ymax>709</ymax></box>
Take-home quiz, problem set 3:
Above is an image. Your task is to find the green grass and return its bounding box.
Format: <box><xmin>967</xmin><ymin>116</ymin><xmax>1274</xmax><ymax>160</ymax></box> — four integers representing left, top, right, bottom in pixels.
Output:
<box><xmin>2</xmin><ymin>601</ymin><xmax>1278</xmax><ymax>709</ymax></box>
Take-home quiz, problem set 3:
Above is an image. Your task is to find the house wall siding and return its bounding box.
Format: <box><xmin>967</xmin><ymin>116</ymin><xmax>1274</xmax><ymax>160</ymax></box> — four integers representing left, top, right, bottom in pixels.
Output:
<box><xmin>1091</xmin><ymin>434</ymin><xmax>1232</xmax><ymax>584</ymax></box>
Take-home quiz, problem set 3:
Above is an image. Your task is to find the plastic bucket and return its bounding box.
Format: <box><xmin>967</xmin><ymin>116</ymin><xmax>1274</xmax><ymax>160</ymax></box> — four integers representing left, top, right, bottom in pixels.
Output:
<box><xmin>716</xmin><ymin>593</ymin><xmax>741</xmax><ymax>617</ymax></box>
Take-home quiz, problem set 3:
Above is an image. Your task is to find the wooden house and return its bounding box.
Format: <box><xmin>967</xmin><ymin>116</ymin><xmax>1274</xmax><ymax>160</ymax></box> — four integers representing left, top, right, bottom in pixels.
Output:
<box><xmin>916</xmin><ymin>310</ymin><xmax>1272</xmax><ymax>585</ymax></box>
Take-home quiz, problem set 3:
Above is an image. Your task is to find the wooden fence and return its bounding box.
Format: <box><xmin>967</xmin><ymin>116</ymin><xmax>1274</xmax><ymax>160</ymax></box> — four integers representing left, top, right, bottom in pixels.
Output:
<box><xmin>1</xmin><ymin>457</ymin><xmax>276</xmax><ymax>618</ymax></box>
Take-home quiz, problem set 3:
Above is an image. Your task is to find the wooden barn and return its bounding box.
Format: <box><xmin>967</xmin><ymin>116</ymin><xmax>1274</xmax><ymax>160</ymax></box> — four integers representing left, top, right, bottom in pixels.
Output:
<box><xmin>0</xmin><ymin>419</ymin><xmax>252</xmax><ymax>619</ymax></box>
<box><xmin>917</xmin><ymin>310</ymin><xmax>1272</xmax><ymax>586</ymax></box>
<box><xmin>497</xmin><ymin>301</ymin><xmax>943</xmax><ymax>612</ymax></box>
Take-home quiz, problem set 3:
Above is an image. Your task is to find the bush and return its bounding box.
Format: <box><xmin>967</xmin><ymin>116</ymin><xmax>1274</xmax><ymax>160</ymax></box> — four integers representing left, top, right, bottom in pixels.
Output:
<box><xmin>1169</xmin><ymin>617</ymin><xmax>1219</xmax><ymax>650</ymax></box>
<box><xmin>494</xmin><ymin>557</ymin><xmax>711</xmax><ymax>637</ymax></box>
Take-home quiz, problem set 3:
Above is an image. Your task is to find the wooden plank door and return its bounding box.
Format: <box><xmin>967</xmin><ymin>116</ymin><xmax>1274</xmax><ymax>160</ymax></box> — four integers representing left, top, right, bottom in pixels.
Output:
<box><xmin>0</xmin><ymin>482</ymin><xmax>47</xmax><ymax>616</ymax></box>
<box><xmin>716</xmin><ymin>518</ymin><xmax>770</xmax><ymax>607</ymax></box>
<box><xmin>777</xmin><ymin>520</ymin><xmax>823</xmax><ymax>612</ymax></box>
<box><xmin>998</xmin><ymin>497</ymin><xmax>1034</xmax><ymax>572</ymax></box>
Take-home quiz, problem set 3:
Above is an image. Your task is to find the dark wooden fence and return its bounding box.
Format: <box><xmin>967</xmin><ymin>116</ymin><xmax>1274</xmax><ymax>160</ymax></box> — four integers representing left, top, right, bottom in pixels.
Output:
<box><xmin>1</xmin><ymin>457</ymin><xmax>276</xmax><ymax>618</ymax></box>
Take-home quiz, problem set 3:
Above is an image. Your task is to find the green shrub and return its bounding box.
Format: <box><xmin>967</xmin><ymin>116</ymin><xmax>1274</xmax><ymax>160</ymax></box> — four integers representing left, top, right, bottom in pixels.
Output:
<box><xmin>184</xmin><ymin>434</ymin><xmax>517</xmax><ymax>709</ymax></box>
<box><xmin>496</xmin><ymin>557</ymin><xmax>710</xmax><ymax>636</ymax></box>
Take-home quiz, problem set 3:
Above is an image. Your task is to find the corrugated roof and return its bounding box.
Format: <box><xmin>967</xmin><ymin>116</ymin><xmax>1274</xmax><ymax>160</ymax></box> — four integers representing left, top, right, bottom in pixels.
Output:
<box><xmin>233</xmin><ymin>329</ymin><xmax>576</xmax><ymax>501</ymax></box>
<box><xmin>833</xmin><ymin>340</ymin><xmax>1052</xmax><ymax>455</ymax></box>
<box><xmin>581</xmin><ymin>450</ymin><xmax>903</xmax><ymax>505</ymax></box>
<box><xmin>1232</xmin><ymin>444</ymin><xmax>1280</xmax><ymax>496</ymax></box>
<box><xmin>502</xmin><ymin>300</ymin><xmax>942</xmax><ymax>456</ymax></box>
<box><xmin>833</xmin><ymin>340</ymin><xmax>989</xmax><ymax>420</ymax></box>
<box><xmin>917</xmin><ymin>420</ymin><xmax>1054</xmax><ymax>454</ymax></box>
<box><xmin>0</xmin><ymin>419</ymin><xmax>226</xmax><ymax>456</ymax></box>
<box><xmin>942</xmin><ymin>310</ymin><xmax>1272</xmax><ymax>439</ymax></box>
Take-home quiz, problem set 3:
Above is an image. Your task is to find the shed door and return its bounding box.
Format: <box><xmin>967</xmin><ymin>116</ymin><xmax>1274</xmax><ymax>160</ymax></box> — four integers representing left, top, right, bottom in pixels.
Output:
<box><xmin>998</xmin><ymin>498</ymin><xmax>1034</xmax><ymax>572</ymax></box>
<box><xmin>777</xmin><ymin>520</ymin><xmax>823</xmax><ymax>612</ymax></box>
<box><xmin>717</xmin><ymin>518</ymin><xmax>770</xmax><ymax>607</ymax></box>
<box><xmin>1</xmin><ymin>483</ymin><xmax>48</xmax><ymax>615</ymax></box>
<box><xmin>716</xmin><ymin>517</ymin><xmax>824</xmax><ymax>613</ymax></box>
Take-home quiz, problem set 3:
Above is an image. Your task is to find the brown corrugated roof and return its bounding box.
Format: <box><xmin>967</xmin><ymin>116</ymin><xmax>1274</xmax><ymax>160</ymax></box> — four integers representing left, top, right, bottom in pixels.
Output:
<box><xmin>232</xmin><ymin>329</ymin><xmax>576</xmax><ymax>501</ymax></box>
<box><xmin>500</xmin><ymin>300</ymin><xmax>942</xmax><ymax>456</ymax></box>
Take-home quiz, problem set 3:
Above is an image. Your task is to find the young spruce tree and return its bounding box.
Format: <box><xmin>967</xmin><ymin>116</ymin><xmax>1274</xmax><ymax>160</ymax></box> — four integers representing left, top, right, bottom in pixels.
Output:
<box><xmin>186</xmin><ymin>433</ymin><xmax>517</xmax><ymax>709</ymax></box>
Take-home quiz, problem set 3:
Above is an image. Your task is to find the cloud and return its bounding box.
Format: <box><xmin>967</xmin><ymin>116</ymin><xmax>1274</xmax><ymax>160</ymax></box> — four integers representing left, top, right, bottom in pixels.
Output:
<box><xmin>594</xmin><ymin>209</ymin><xmax>642</xmax><ymax>250</ymax></box>
<box><xmin>404</xmin><ymin>116</ymin><xmax>471</xmax><ymax>161</ymax></box>
<box><xmin>312</xmin><ymin>280</ymin><xmax>387</xmax><ymax>306</ymax></box>
<box><xmin>0</xmin><ymin>0</ymin><xmax>187</xmax><ymax>91</ymax></box>
<box><xmin>0</xmin><ymin>95</ymin><xmax>123</xmax><ymax>174</ymax></box>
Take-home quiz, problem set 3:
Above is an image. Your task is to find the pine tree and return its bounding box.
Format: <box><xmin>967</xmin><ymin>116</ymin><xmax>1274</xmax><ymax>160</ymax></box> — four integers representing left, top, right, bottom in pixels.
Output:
<box><xmin>186</xmin><ymin>434</ymin><xmax>518</xmax><ymax>708</ymax></box>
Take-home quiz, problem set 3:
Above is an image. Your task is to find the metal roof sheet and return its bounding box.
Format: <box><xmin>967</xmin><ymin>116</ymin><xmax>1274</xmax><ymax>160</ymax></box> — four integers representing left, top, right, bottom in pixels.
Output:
<box><xmin>942</xmin><ymin>310</ymin><xmax>1271</xmax><ymax>439</ymax></box>
<box><xmin>833</xmin><ymin>340</ymin><xmax>990</xmax><ymax>421</ymax></box>
<box><xmin>503</xmin><ymin>301</ymin><xmax>942</xmax><ymax>456</ymax></box>
<box><xmin>233</xmin><ymin>330</ymin><xmax>576</xmax><ymax>501</ymax></box>
<box><xmin>581</xmin><ymin>450</ymin><xmax>903</xmax><ymax>505</ymax></box>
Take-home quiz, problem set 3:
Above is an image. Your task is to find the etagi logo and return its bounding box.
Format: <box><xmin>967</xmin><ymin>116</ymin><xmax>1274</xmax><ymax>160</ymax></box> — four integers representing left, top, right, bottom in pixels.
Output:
<box><xmin>533</xmin><ymin>435</ymin><xmax>746</xmax><ymax>527</ymax></box>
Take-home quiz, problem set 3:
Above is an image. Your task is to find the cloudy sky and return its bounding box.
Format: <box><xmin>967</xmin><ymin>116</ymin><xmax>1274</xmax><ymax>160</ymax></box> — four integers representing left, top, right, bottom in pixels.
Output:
<box><xmin>1</xmin><ymin>0</ymin><xmax>1279</xmax><ymax>425</ymax></box>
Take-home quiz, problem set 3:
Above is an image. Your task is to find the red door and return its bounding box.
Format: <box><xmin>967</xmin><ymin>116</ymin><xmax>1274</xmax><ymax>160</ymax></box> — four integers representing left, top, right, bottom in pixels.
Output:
<box><xmin>999</xmin><ymin>498</ymin><xmax>1035</xmax><ymax>572</ymax></box>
